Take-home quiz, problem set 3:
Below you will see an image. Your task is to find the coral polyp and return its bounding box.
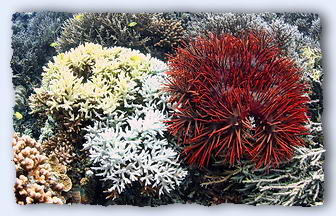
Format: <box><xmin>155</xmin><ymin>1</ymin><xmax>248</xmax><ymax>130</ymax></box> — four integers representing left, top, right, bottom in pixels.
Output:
<box><xmin>165</xmin><ymin>31</ymin><xmax>309</xmax><ymax>168</ymax></box>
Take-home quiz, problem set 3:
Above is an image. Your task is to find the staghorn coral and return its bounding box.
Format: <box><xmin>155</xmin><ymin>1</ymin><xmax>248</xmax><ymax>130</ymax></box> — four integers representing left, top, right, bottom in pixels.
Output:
<box><xmin>29</xmin><ymin>43</ymin><xmax>161</xmax><ymax>129</ymax></box>
<box><xmin>56</xmin><ymin>13</ymin><xmax>184</xmax><ymax>60</ymax></box>
<box><xmin>165</xmin><ymin>31</ymin><xmax>309</xmax><ymax>168</ymax></box>
<box><xmin>12</xmin><ymin>134</ymin><xmax>65</xmax><ymax>205</ymax></box>
<box><xmin>186</xmin><ymin>13</ymin><xmax>317</xmax><ymax>60</ymax></box>
<box><xmin>275</xmin><ymin>13</ymin><xmax>321</xmax><ymax>41</ymax></box>
<box><xmin>239</xmin><ymin>145</ymin><xmax>324</xmax><ymax>206</ymax></box>
<box><xmin>83</xmin><ymin>68</ymin><xmax>187</xmax><ymax>199</ymax></box>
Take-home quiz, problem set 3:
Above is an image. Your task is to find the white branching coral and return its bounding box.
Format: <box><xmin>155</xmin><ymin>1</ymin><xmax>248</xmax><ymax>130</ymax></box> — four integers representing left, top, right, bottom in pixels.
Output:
<box><xmin>83</xmin><ymin>67</ymin><xmax>187</xmax><ymax>198</ymax></box>
<box><xmin>187</xmin><ymin>12</ymin><xmax>318</xmax><ymax>62</ymax></box>
<box><xmin>84</xmin><ymin>109</ymin><xmax>186</xmax><ymax>196</ymax></box>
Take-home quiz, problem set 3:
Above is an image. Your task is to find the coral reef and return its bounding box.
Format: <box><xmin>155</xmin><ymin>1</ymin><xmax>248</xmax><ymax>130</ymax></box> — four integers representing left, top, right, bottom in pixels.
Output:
<box><xmin>28</xmin><ymin>42</ymin><xmax>178</xmax><ymax>204</ymax></box>
<box><xmin>11</xmin><ymin>12</ymin><xmax>323</xmax><ymax>207</ymax></box>
<box><xmin>165</xmin><ymin>31</ymin><xmax>309</xmax><ymax>168</ymax></box>
<box><xmin>12</xmin><ymin>134</ymin><xmax>66</xmax><ymax>204</ymax></box>
<box><xmin>56</xmin><ymin>13</ymin><xmax>184</xmax><ymax>60</ymax></box>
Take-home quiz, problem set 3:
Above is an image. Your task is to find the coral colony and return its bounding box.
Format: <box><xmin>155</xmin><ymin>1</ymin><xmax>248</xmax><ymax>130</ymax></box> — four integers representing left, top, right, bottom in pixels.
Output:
<box><xmin>11</xmin><ymin>12</ymin><xmax>323</xmax><ymax>206</ymax></box>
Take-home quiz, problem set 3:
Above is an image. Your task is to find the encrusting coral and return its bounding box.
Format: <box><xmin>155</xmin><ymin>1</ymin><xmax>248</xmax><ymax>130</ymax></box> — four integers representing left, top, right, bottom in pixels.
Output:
<box><xmin>165</xmin><ymin>31</ymin><xmax>309</xmax><ymax>168</ymax></box>
<box><xmin>48</xmin><ymin>155</ymin><xmax>73</xmax><ymax>192</ymax></box>
<box><xmin>12</xmin><ymin>134</ymin><xmax>66</xmax><ymax>204</ymax></box>
<box><xmin>56</xmin><ymin>13</ymin><xmax>184</xmax><ymax>60</ymax></box>
<box><xmin>83</xmin><ymin>62</ymin><xmax>188</xmax><ymax>199</ymax></box>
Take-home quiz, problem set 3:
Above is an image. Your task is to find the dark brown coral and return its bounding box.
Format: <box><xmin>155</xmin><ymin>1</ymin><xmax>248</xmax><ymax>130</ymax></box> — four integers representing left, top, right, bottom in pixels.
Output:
<box><xmin>41</xmin><ymin>131</ymin><xmax>77</xmax><ymax>167</ymax></box>
<box><xmin>56</xmin><ymin>13</ymin><xmax>184</xmax><ymax>60</ymax></box>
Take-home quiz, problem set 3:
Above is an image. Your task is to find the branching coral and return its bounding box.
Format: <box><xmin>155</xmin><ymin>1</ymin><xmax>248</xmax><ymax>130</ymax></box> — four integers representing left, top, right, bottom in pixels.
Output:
<box><xmin>301</xmin><ymin>46</ymin><xmax>323</xmax><ymax>83</ymax></box>
<box><xmin>12</xmin><ymin>134</ymin><xmax>66</xmax><ymax>204</ymax></box>
<box><xmin>165</xmin><ymin>31</ymin><xmax>309</xmax><ymax>168</ymax></box>
<box><xmin>84</xmin><ymin>109</ymin><xmax>187</xmax><ymax>198</ymax></box>
<box><xmin>56</xmin><ymin>13</ymin><xmax>184</xmax><ymax>60</ymax></box>
<box><xmin>186</xmin><ymin>12</ymin><xmax>315</xmax><ymax>59</ymax></box>
<box><xmin>83</xmin><ymin>70</ymin><xmax>187</xmax><ymax>199</ymax></box>
<box><xmin>11</xmin><ymin>12</ymin><xmax>71</xmax><ymax>138</ymax></box>
<box><xmin>41</xmin><ymin>131</ymin><xmax>76</xmax><ymax>166</ymax></box>
<box><xmin>239</xmin><ymin>145</ymin><xmax>324</xmax><ymax>206</ymax></box>
<box><xmin>276</xmin><ymin>13</ymin><xmax>321</xmax><ymax>41</ymax></box>
<box><xmin>29</xmin><ymin>43</ymin><xmax>161</xmax><ymax>129</ymax></box>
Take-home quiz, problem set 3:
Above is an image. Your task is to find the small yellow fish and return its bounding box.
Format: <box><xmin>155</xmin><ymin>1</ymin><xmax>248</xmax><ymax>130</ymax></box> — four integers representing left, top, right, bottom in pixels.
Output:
<box><xmin>50</xmin><ymin>42</ymin><xmax>59</xmax><ymax>48</ymax></box>
<box><xmin>14</xmin><ymin>112</ymin><xmax>23</xmax><ymax>120</ymax></box>
<box><xmin>74</xmin><ymin>14</ymin><xmax>84</xmax><ymax>21</ymax></box>
<box><xmin>128</xmin><ymin>22</ymin><xmax>138</xmax><ymax>27</ymax></box>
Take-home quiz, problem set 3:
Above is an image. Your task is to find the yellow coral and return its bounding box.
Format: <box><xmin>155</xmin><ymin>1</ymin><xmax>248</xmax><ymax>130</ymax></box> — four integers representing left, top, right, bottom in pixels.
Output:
<box><xmin>29</xmin><ymin>43</ymin><xmax>157</xmax><ymax>123</ymax></box>
<box><xmin>301</xmin><ymin>47</ymin><xmax>322</xmax><ymax>82</ymax></box>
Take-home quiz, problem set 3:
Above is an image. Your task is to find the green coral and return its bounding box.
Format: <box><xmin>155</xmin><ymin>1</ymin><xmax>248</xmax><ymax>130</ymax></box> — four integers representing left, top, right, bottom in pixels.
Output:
<box><xmin>29</xmin><ymin>43</ymin><xmax>160</xmax><ymax>127</ymax></box>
